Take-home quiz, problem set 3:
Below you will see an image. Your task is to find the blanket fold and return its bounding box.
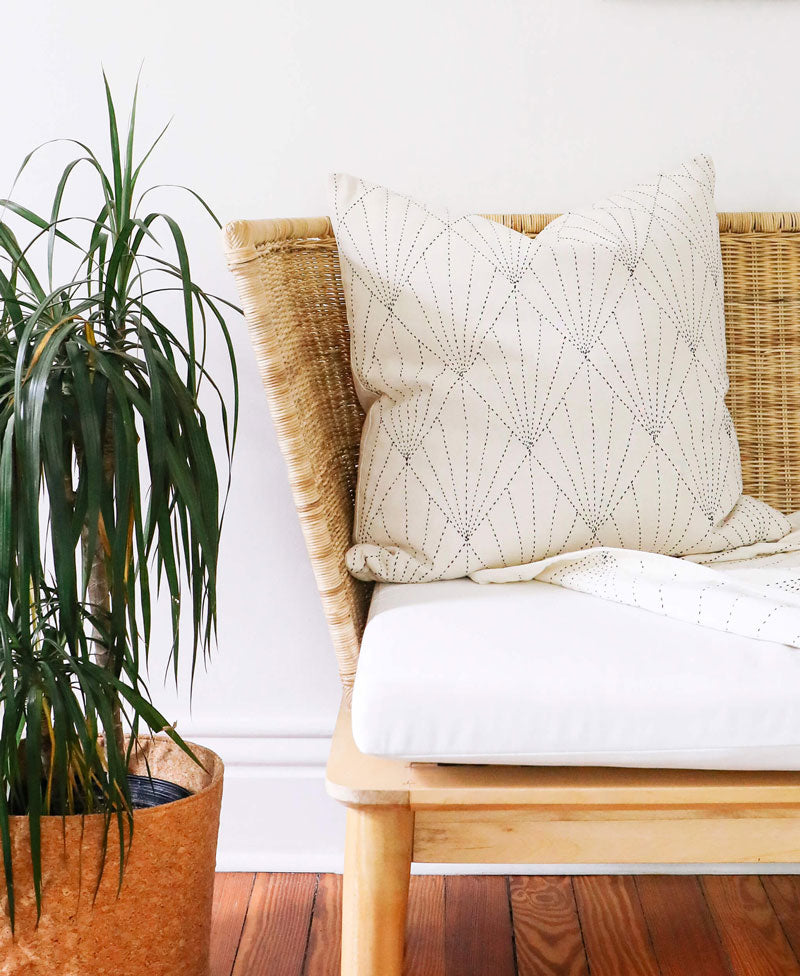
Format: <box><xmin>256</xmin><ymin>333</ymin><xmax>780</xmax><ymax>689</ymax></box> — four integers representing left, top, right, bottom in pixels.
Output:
<box><xmin>470</xmin><ymin>512</ymin><xmax>800</xmax><ymax>650</ymax></box>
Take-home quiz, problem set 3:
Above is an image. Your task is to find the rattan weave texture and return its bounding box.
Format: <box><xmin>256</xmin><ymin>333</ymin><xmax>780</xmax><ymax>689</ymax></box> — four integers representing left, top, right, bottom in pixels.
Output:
<box><xmin>224</xmin><ymin>212</ymin><xmax>800</xmax><ymax>692</ymax></box>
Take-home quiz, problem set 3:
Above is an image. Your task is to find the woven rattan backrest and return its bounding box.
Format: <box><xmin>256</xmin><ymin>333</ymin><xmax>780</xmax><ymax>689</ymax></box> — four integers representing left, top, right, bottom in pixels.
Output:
<box><xmin>224</xmin><ymin>212</ymin><xmax>800</xmax><ymax>693</ymax></box>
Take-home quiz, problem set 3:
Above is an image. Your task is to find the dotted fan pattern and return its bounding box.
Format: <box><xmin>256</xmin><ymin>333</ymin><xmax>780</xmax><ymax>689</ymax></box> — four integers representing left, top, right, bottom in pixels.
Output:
<box><xmin>332</xmin><ymin>159</ymin><xmax>790</xmax><ymax>583</ymax></box>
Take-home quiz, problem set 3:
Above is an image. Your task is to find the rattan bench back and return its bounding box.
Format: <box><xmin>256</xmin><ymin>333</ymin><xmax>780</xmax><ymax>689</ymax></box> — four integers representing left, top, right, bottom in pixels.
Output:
<box><xmin>224</xmin><ymin>212</ymin><xmax>800</xmax><ymax>693</ymax></box>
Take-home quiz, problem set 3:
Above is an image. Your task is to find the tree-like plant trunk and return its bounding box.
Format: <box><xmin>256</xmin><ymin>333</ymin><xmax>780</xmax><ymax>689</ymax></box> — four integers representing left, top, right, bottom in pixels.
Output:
<box><xmin>84</xmin><ymin>391</ymin><xmax>125</xmax><ymax>759</ymax></box>
<box><xmin>85</xmin><ymin>528</ymin><xmax>124</xmax><ymax>757</ymax></box>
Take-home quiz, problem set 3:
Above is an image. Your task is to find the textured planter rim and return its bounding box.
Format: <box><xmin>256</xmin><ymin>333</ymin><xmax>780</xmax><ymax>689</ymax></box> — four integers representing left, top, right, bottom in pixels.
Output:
<box><xmin>7</xmin><ymin>735</ymin><xmax>224</xmax><ymax>827</ymax></box>
<box><xmin>1</xmin><ymin>735</ymin><xmax>225</xmax><ymax>976</ymax></box>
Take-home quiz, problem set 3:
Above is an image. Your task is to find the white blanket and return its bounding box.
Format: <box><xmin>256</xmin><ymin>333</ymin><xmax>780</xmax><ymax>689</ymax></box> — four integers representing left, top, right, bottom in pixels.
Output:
<box><xmin>470</xmin><ymin>511</ymin><xmax>800</xmax><ymax>649</ymax></box>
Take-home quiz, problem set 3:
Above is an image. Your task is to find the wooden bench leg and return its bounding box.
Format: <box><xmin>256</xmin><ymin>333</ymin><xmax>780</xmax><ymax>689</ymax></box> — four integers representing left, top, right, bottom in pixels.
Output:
<box><xmin>341</xmin><ymin>806</ymin><xmax>414</xmax><ymax>976</ymax></box>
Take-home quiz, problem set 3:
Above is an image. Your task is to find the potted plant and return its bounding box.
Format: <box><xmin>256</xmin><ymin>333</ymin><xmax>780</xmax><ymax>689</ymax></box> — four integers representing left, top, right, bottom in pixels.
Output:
<box><xmin>0</xmin><ymin>73</ymin><xmax>237</xmax><ymax>974</ymax></box>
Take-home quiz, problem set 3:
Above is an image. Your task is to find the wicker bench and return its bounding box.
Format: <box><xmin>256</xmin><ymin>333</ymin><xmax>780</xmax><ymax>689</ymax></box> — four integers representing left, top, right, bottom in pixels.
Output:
<box><xmin>224</xmin><ymin>211</ymin><xmax>800</xmax><ymax>976</ymax></box>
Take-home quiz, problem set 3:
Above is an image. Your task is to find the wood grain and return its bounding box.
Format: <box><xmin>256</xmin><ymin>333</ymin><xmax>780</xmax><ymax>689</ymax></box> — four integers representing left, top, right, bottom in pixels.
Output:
<box><xmin>573</xmin><ymin>875</ymin><xmax>660</xmax><ymax>976</ymax></box>
<box><xmin>703</xmin><ymin>875</ymin><xmax>800</xmax><ymax>976</ymax></box>
<box><xmin>413</xmin><ymin>808</ymin><xmax>800</xmax><ymax>864</ymax></box>
<box><xmin>232</xmin><ymin>873</ymin><xmax>317</xmax><ymax>976</ymax></box>
<box><xmin>342</xmin><ymin>806</ymin><xmax>413</xmax><ymax>976</ymax></box>
<box><xmin>763</xmin><ymin>875</ymin><xmax>800</xmax><ymax>962</ymax></box>
<box><xmin>304</xmin><ymin>874</ymin><xmax>341</xmax><ymax>976</ymax></box>
<box><xmin>509</xmin><ymin>876</ymin><xmax>588</xmax><ymax>976</ymax></box>
<box><xmin>405</xmin><ymin>876</ymin><xmax>445</xmax><ymax>976</ymax></box>
<box><xmin>213</xmin><ymin>872</ymin><xmax>800</xmax><ymax>976</ymax></box>
<box><xmin>636</xmin><ymin>875</ymin><xmax>732</xmax><ymax>976</ymax></box>
<box><xmin>210</xmin><ymin>873</ymin><xmax>255</xmax><ymax>976</ymax></box>
<box><xmin>444</xmin><ymin>876</ymin><xmax>516</xmax><ymax>976</ymax></box>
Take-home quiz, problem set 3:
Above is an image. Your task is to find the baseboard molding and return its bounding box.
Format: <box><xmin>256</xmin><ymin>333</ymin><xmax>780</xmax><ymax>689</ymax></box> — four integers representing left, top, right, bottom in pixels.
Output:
<box><xmin>190</xmin><ymin>732</ymin><xmax>345</xmax><ymax>872</ymax></box>
<box><xmin>194</xmin><ymin>732</ymin><xmax>800</xmax><ymax>874</ymax></box>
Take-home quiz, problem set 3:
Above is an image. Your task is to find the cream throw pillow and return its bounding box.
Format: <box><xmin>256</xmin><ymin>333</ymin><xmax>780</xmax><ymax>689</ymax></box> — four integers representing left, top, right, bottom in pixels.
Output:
<box><xmin>331</xmin><ymin>158</ymin><xmax>790</xmax><ymax>583</ymax></box>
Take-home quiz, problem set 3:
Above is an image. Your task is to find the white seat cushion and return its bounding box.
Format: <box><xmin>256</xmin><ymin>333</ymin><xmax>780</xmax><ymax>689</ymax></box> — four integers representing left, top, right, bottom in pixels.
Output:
<box><xmin>352</xmin><ymin>580</ymin><xmax>800</xmax><ymax>769</ymax></box>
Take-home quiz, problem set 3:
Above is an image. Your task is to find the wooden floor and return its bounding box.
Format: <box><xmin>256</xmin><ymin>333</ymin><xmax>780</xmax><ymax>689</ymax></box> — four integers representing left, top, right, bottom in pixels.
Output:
<box><xmin>211</xmin><ymin>872</ymin><xmax>800</xmax><ymax>975</ymax></box>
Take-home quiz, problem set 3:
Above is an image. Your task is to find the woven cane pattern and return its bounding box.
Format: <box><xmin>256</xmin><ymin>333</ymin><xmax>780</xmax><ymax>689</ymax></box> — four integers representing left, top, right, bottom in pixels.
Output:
<box><xmin>224</xmin><ymin>211</ymin><xmax>800</xmax><ymax>692</ymax></box>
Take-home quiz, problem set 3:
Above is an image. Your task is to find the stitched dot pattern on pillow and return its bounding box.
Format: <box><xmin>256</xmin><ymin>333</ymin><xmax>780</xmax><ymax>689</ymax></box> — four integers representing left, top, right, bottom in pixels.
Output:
<box><xmin>331</xmin><ymin>158</ymin><xmax>790</xmax><ymax>583</ymax></box>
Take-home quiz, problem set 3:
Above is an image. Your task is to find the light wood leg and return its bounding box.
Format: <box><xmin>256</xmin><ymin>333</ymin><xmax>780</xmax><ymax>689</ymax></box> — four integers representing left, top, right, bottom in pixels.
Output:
<box><xmin>341</xmin><ymin>805</ymin><xmax>414</xmax><ymax>976</ymax></box>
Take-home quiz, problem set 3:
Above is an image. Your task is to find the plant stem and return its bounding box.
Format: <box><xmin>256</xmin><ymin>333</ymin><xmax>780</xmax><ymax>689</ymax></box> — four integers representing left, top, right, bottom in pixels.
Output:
<box><xmin>85</xmin><ymin>526</ymin><xmax>124</xmax><ymax>758</ymax></box>
<box><xmin>84</xmin><ymin>390</ymin><xmax>125</xmax><ymax>759</ymax></box>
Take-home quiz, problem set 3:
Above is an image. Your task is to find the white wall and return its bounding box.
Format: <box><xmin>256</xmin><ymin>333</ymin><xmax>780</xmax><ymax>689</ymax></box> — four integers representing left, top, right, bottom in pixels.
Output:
<box><xmin>5</xmin><ymin>0</ymin><xmax>800</xmax><ymax>870</ymax></box>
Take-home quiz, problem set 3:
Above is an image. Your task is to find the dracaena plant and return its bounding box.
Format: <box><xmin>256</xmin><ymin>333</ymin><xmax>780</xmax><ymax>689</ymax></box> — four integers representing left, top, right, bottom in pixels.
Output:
<box><xmin>0</xmin><ymin>73</ymin><xmax>238</xmax><ymax>928</ymax></box>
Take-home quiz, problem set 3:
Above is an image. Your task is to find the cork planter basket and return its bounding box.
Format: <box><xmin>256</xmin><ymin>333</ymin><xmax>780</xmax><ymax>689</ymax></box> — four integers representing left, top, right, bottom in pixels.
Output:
<box><xmin>0</xmin><ymin>738</ymin><xmax>223</xmax><ymax>976</ymax></box>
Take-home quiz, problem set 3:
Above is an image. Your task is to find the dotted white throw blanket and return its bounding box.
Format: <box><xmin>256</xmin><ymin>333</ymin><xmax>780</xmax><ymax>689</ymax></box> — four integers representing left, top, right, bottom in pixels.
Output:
<box><xmin>471</xmin><ymin>511</ymin><xmax>800</xmax><ymax>649</ymax></box>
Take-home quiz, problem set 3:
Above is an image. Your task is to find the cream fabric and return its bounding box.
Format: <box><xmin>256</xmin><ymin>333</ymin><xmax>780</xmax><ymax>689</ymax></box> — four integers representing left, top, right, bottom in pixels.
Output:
<box><xmin>353</xmin><ymin>579</ymin><xmax>800</xmax><ymax>768</ymax></box>
<box><xmin>331</xmin><ymin>159</ymin><xmax>790</xmax><ymax>585</ymax></box>
<box><xmin>472</xmin><ymin>512</ymin><xmax>800</xmax><ymax>650</ymax></box>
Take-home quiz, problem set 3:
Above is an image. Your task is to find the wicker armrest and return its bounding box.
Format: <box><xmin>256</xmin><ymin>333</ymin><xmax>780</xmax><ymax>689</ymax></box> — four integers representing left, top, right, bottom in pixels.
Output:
<box><xmin>223</xmin><ymin>217</ymin><xmax>372</xmax><ymax>694</ymax></box>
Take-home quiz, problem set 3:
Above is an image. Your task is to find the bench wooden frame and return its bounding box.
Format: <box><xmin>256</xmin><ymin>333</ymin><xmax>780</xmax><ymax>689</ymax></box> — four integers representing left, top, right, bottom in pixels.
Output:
<box><xmin>224</xmin><ymin>210</ymin><xmax>800</xmax><ymax>976</ymax></box>
<box><xmin>327</xmin><ymin>703</ymin><xmax>800</xmax><ymax>973</ymax></box>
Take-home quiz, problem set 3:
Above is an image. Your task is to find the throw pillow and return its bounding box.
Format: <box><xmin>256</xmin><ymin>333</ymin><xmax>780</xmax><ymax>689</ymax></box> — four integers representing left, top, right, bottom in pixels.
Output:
<box><xmin>330</xmin><ymin>158</ymin><xmax>790</xmax><ymax>583</ymax></box>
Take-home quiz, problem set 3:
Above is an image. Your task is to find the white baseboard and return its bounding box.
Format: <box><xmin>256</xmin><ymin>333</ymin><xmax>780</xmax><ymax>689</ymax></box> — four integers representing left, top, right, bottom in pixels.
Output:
<box><xmin>194</xmin><ymin>733</ymin><xmax>800</xmax><ymax>875</ymax></box>
<box><xmin>192</xmin><ymin>733</ymin><xmax>345</xmax><ymax>872</ymax></box>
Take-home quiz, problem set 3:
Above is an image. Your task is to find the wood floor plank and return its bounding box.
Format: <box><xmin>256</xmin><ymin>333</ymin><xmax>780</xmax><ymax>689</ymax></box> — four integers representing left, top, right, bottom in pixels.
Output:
<box><xmin>702</xmin><ymin>875</ymin><xmax>800</xmax><ymax>976</ymax></box>
<box><xmin>763</xmin><ymin>876</ymin><xmax>800</xmax><ymax>963</ymax></box>
<box><xmin>573</xmin><ymin>875</ymin><xmax>660</xmax><ymax>976</ymax></box>
<box><xmin>636</xmin><ymin>875</ymin><xmax>732</xmax><ymax>976</ymax></box>
<box><xmin>444</xmin><ymin>876</ymin><xmax>516</xmax><ymax>976</ymax></box>
<box><xmin>232</xmin><ymin>873</ymin><xmax>317</xmax><ymax>976</ymax></box>
<box><xmin>210</xmin><ymin>873</ymin><xmax>255</xmax><ymax>976</ymax></box>
<box><xmin>510</xmin><ymin>876</ymin><xmax>588</xmax><ymax>976</ymax></box>
<box><xmin>214</xmin><ymin>872</ymin><xmax>800</xmax><ymax>976</ymax></box>
<box><xmin>405</xmin><ymin>875</ymin><xmax>446</xmax><ymax>976</ymax></box>
<box><xmin>303</xmin><ymin>874</ymin><xmax>341</xmax><ymax>976</ymax></box>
